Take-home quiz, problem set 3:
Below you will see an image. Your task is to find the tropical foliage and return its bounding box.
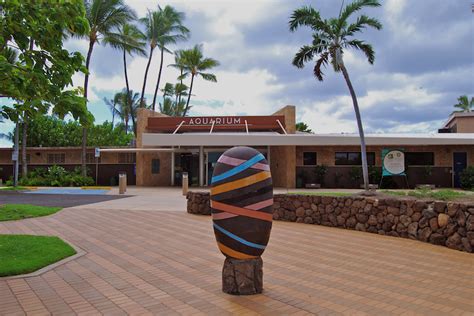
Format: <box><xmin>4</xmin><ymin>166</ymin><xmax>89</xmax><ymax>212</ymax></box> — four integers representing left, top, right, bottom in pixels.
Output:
<box><xmin>296</xmin><ymin>122</ymin><xmax>313</xmax><ymax>133</ymax></box>
<box><xmin>453</xmin><ymin>95</ymin><xmax>473</xmax><ymax>113</ymax></box>
<box><xmin>460</xmin><ymin>166</ymin><xmax>474</xmax><ymax>190</ymax></box>
<box><xmin>11</xmin><ymin>116</ymin><xmax>132</xmax><ymax>147</ymax></box>
<box><xmin>289</xmin><ymin>0</ymin><xmax>382</xmax><ymax>190</ymax></box>
<box><xmin>16</xmin><ymin>166</ymin><xmax>94</xmax><ymax>187</ymax></box>
<box><xmin>80</xmin><ymin>0</ymin><xmax>136</xmax><ymax>175</ymax></box>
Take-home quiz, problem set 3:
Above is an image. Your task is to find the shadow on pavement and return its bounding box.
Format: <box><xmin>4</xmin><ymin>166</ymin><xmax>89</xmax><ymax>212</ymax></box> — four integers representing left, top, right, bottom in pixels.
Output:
<box><xmin>0</xmin><ymin>191</ymin><xmax>131</xmax><ymax>208</ymax></box>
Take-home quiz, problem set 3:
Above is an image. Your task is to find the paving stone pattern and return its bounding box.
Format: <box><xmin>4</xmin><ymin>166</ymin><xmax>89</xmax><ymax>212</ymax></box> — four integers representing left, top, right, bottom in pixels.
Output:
<box><xmin>0</xmin><ymin>207</ymin><xmax>473</xmax><ymax>315</ymax></box>
<box><xmin>187</xmin><ymin>192</ymin><xmax>474</xmax><ymax>253</ymax></box>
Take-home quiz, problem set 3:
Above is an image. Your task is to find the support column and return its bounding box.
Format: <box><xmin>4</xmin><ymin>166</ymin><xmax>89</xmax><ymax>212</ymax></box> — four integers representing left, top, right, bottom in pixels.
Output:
<box><xmin>171</xmin><ymin>147</ymin><xmax>175</xmax><ymax>186</ymax></box>
<box><xmin>267</xmin><ymin>145</ymin><xmax>271</xmax><ymax>165</ymax></box>
<box><xmin>199</xmin><ymin>146</ymin><xmax>204</xmax><ymax>187</ymax></box>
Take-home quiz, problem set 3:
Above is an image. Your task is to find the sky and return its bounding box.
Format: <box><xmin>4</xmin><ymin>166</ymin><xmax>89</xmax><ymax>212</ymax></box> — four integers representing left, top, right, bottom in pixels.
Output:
<box><xmin>1</xmin><ymin>0</ymin><xmax>473</xmax><ymax>146</ymax></box>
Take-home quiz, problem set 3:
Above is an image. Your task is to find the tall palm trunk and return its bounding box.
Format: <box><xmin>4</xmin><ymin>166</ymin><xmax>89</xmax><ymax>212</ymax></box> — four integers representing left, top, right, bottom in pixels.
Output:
<box><xmin>183</xmin><ymin>74</ymin><xmax>195</xmax><ymax>117</ymax></box>
<box><xmin>140</xmin><ymin>46</ymin><xmax>154</xmax><ymax>107</ymax></box>
<box><xmin>21</xmin><ymin>113</ymin><xmax>28</xmax><ymax>177</ymax></box>
<box><xmin>340</xmin><ymin>63</ymin><xmax>369</xmax><ymax>191</ymax></box>
<box><xmin>151</xmin><ymin>47</ymin><xmax>165</xmax><ymax>111</ymax></box>
<box><xmin>82</xmin><ymin>39</ymin><xmax>95</xmax><ymax>177</ymax></box>
<box><xmin>123</xmin><ymin>50</ymin><xmax>136</xmax><ymax>136</ymax></box>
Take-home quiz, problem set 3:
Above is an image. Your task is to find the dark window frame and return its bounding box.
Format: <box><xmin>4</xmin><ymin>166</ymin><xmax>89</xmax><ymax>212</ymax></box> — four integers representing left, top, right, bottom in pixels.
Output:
<box><xmin>152</xmin><ymin>159</ymin><xmax>160</xmax><ymax>174</ymax></box>
<box><xmin>405</xmin><ymin>152</ymin><xmax>434</xmax><ymax>166</ymax></box>
<box><xmin>335</xmin><ymin>152</ymin><xmax>375</xmax><ymax>166</ymax></box>
<box><xmin>303</xmin><ymin>152</ymin><xmax>317</xmax><ymax>166</ymax></box>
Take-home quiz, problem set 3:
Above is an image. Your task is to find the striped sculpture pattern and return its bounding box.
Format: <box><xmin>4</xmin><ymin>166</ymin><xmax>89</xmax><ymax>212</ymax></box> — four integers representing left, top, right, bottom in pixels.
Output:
<box><xmin>211</xmin><ymin>146</ymin><xmax>273</xmax><ymax>260</ymax></box>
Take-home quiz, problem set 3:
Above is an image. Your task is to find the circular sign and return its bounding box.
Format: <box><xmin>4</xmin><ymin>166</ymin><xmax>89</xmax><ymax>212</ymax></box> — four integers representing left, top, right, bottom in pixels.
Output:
<box><xmin>383</xmin><ymin>150</ymin><xmax>405</xmax><ymax>175</ymax></box>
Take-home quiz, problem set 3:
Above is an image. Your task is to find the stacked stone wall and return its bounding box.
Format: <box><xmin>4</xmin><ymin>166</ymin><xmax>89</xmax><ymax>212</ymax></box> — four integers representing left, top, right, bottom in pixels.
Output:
<box><xmin>186</xmin><ymin>192</ymin><xmax>474</xmax><ymax>253</ymax></box>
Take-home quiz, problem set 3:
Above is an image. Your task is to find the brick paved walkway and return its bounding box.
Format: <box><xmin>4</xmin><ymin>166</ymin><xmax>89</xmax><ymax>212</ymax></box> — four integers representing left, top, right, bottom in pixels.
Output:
<box><xmin>0</xmin><ymin>207</ymin><xmax>473</xmax><ymax>315</ymax></box>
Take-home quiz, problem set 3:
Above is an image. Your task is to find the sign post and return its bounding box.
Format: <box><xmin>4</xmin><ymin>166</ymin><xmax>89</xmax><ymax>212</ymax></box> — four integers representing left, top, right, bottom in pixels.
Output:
<box><xmin>95</xmin><ymin>148</ymin><xmax>100</xmax><ymax>185</ymax></box>
<box><xmin>380</xmin><ymin>149</ymin><xmax>409</xmax><ymax>188</ymax></box>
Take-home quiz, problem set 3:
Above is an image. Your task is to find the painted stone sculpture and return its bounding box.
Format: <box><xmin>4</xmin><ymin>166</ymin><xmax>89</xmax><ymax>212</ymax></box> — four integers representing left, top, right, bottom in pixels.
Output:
<box><xmin>210</xmin><ymin>146</ymin><xmax>273</xmax><ymax>294</ymax></box>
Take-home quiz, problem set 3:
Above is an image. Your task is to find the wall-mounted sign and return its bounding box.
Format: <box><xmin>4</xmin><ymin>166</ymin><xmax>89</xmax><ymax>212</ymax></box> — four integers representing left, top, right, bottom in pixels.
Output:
<box><xmin>147</xmin><ymin>115</ymin><xmax>286</xmax><ymax>132</ymax></box>
<box><xmin>382</xmin><ymin>149</ymin><xmax>405</xmax><ymax>176</ymax></box>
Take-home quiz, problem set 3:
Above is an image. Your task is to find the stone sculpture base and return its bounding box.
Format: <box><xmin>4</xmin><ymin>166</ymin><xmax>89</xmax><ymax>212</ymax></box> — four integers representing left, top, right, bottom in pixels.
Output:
<box><xmin>222</xmin><ymin>257</ymin><xmax>263</xmax><ymax>295</ymax></box>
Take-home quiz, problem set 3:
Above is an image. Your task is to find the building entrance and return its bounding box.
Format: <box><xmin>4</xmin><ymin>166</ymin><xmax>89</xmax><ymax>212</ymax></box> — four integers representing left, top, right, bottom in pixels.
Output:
<box><xmin>174</xmin><ymin>152</ymin><xmax>199</xmax><ymax>187</ymax></box>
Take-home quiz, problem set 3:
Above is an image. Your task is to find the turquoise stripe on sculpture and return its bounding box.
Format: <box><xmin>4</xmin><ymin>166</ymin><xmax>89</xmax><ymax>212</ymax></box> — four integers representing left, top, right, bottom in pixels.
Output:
<box><xmin>211</xmin><ymin>153</ymin><xmax>265</xmax><ymax>184</ymax></box>
<box><xmin>213</xmin><ymin>223</ymin><xmax>266</xmax><ymax>249</ymax></box>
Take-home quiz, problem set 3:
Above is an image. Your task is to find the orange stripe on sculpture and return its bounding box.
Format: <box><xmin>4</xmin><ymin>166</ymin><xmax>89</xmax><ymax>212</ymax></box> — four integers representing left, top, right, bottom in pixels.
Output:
<box><xmin>217</xmin><ymin>242</ymin><xmax>257</xmax><ymax>259</ymax></box>
<box><xmin>212</xmin><ymin>200</ymin><xmax>273</xmax><ymax>222</ymax></box>
<box><xmin>210</xmin><ymin>171</ymin><xmax>271</xmax><ymax>196</ymax></box>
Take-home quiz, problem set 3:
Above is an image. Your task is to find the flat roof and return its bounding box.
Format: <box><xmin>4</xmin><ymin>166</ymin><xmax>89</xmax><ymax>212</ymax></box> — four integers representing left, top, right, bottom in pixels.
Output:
<box><xmin>443</xmin><ymin>112</ymin><xmax>474</xmax><ymax>127</ymax></box>
<box><xmin>142</xmin><ymin>132</ymin><xmax>474</xmax><ymax>147</ymax></box>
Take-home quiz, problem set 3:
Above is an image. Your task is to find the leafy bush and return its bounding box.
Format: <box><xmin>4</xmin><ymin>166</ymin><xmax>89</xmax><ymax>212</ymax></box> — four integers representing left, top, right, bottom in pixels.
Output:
<box><xmin>18</xmin><ymin>166</ymin><xmax>94</xmax><ymax>187</ymax></box>
<box><xmin>460</xmin><ymin>166</ymin><xmax>474</xmax><ymax>190</ymax></box>
<box><xmin>314</xmin><ymin>165</ymin><xmax>328</xmax><ymax>185</ymax></box>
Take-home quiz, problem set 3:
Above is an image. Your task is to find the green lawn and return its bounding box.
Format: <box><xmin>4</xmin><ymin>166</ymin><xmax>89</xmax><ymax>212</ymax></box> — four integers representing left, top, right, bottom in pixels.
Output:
<box><xmin>289</xmin><ymin>192</ymin><xmax>352</xmax><ymax>197</ymax></box>
<box><xmin>0</xmin><ymin>235</ymin><xmax>76</xmax><ymax>277</ymax></box>
<box><xmin>0</xmin><ymin>204</ymin><xmax>62</xmax><ymax>221</ymax></box>
<box><xmin>382</xmin><ymin>189</ymin><xmax>471</xmax><ymax>201</ymax></box>
<box><xmin>0</xmin><ymin>186</ymin><xmax>30</xmax><ymax>191</ymax></box>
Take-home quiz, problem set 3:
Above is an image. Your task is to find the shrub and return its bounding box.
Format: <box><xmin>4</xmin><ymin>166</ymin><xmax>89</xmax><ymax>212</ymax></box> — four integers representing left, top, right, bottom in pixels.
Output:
<box><xmin>18</xmin><ymin>166</ymin><xmax>94</xmax><ymax>187</ymax></box>
<box><xmin>314</xmin><ymin>165</ymin><xmax>328</xmax><ymax>185</ymax></box>
<box><xmin>460</xmin><ymin>166</ymin><xmax>474</xmax><ymax>190</ymax></box>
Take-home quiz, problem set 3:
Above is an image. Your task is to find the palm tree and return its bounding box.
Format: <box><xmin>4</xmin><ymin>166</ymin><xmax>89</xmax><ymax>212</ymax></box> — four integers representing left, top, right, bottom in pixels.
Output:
<box><xmin>289</xmin><ymin>0</ymin><xmax>382</xmax><ymax>191</ymax></box>
<box><xmin>113</xmin><ymin>89</ymin><xmax>142</xmax><ymax>134</ymax></box>
<box><xmin>104</xmin><ymin>23</ymin><xmax>146</xmax><ymax>135</ymax></box>
<box><xmin>81</xmin><ymin>0</ymin><xmax>135</xmax><ymax>176</ymax></box>
<box><xmin>169</xmin><ymin>49</ymin><xmax>187</xmax><ymax>104</ymax></box>
<box><xmin>150</xmin><ymin>6</ymin><xmax>189</xmax><ymax>111</ymax></box>
<box><xmin>179</xmin><ymin>45</ymin><xmax>220</xmax><ymax>116</ymax></box>
<box><xmin>159</xmin><ymin>82</ymin><xmax>188</xmax><ymax>116</ymax></box>
<box><xmin>453</xmin><ymin>95</ymin><xmax>473</xmax><ymax>113</ymax></box>
<box><xmin>103</xmin><ymin>96</ymin><xmax>119</xmax><ymax>126</ymax></box>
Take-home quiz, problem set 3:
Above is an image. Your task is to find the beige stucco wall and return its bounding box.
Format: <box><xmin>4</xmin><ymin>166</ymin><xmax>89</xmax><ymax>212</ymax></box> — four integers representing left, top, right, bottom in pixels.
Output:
<box><xmin>135</xmin><ymin>108</ymin><xmax>172</xmax><ymax>186</ymax></box>
<box><xmin>447</xmin><ymin>116</ymin><xmax>474</xmax><ymax>133</ymax></box>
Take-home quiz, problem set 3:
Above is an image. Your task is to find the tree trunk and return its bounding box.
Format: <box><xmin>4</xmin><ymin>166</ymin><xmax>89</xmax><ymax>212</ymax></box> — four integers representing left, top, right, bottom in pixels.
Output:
<box><xmin>82</xmin><ymin>39</ymin><xmax>95</xmax><ymax>177</ymax></box>
<box><xmin>123</xmin><ymin>50</ymin><xmax>137</xmax><ymax>136</ymax></box>
<box><xmin>152</xmin><ymin>47</ymin><xmax>165</xmax><ymax>111</ymax></box>
<box><xmin>140</xmin><ymin>46</ymin><xmax>154</xmax><ymax>107</ymax></box>
<box><xmin>183</xmin><ymin>74</ymin><xmax>195</xmax><ymax>117</ymax></box>
<box><xmin>13</xmin><ymin>122</ymin><xmax>19</xmax><ymax>186</ymax></box>
<box><xmin>340</xmin><ymin>64</ymin><xmax>369</xmax><ymax>191</ymax></box>
<box><xmin>21</xmin><ymin>113</ymin><xmax>28</xmax><ymax>177</ymax></box>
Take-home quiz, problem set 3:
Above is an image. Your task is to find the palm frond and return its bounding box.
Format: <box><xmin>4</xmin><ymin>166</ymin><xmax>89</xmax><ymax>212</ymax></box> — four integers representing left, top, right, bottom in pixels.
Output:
<box><xmin>313</xmin><ymin>52</ymin><xmax>329</xmax><ymax>81</ymax></box>
<box><xmin>199</xmin><ymin>73</ymin><xmax>217</xmax><ymax>82</ymax></box>
<box><xmin>346</xmin><ymin>39</ymin><xmax>375</xmax><ymax>64</ymax></box>
<box><xmin>344</xmin><ymin>15</ymin><xmax>382</xmax><ymax>37</ymax></box>
<box><xmin>290</xmin><ymin>6</ymin><xmax>333</xmax><ymax>37</ymax></box>
<box><xmin>292</xmin><ymin>44</ymin><xmax>328</xmax><ymax>68</ymax></box>
<box><xmin>339</xmin><ymin>0</ymin><xmax>381</xmax><ymax>24</ymax></box>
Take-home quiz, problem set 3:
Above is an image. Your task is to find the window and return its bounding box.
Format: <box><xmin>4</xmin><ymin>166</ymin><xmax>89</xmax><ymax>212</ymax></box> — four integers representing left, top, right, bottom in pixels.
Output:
<box><xmin>86</xmin><ymin>153</ymin><xmax>100</xmax><ymax>164</ymax></box>
<box><xmin>303</xmin><ymin>152</ymin><xmax>317</xmax><ymax>165</ymax></box>
<box><xmin>47</xmin><ymin>153</ymin><xmax>65</xmax><ymax>164</ymax></box>
<box><xmin>118</xmin><ymin>153</ymin><xmax>136</xmax><ymax>164</ymax></box>
<box><xmin>405</xmin><ymin>152</ymin><xmax>434</xmax><ymax>166</ymax></box>
<box><xmin>335</xmin><ymin>152</ymin><xmax>375</xmax><ymax>165</ymax></box>
<box><xmin>152</xmin><ymin>159</ymin><xmax>160</xmax><ymax>174</ymax></box>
